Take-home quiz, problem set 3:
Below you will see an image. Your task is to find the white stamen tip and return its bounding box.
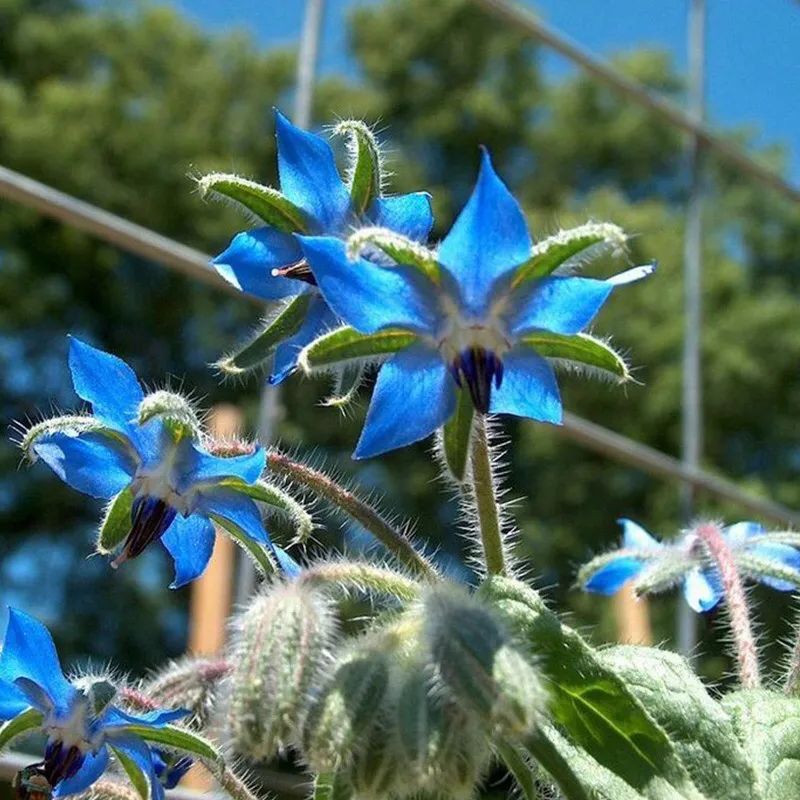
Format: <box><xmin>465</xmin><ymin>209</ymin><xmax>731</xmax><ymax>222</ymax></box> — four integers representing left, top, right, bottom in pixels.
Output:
<box><xmin>607</xmin><ymin>261</ymin><xmax>657</xmax><ymax>286</ymax></box>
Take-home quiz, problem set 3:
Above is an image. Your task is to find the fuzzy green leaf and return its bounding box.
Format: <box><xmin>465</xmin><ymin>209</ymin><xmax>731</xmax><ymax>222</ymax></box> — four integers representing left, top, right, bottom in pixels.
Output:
<box><xmin>346</xmin><ymin>227</ymin><xmax>440</xmax><ymax>284</ymax></box>
<box><xmin>216</xmin><ymin>293</ymin><xmax>314</xmax><ymax>376</ymax></box>
<box><xmin>521</xmin><ymin>332</ymin><xmax>630</xmax><ymax>381</ymax></box>
<box><xmin>110</xmin><ymin>745</ymin><xmax>150</xmax><ymax>800</ymax></box>
<box><xmin>313</xmin><ymin>772</ymin><xmax>352</xmax><ymax>800</ymax></box>
<box><xmin>18</xmin><ymin>415</ymin><xmax>108</xmax><ymax>464</ymax></box>
<box><xmin>736</xmin><ymin>552</ymin><xmax>800</xmax><ymax>590</ymax></box>
<box><xmin>335</xmin><ymin>120</ymin><xmax>382</xmax><ymax>214</ymax></box>
<box><xmin>211</xmin><ymin>514</ymin><xmax>276</xmax><ymax>576</ymax></box>
<box><xmin>512</xmin><ymin>223</ymin><xmax>627</xmax><ymax>286</ymax></box>
<box><xmin>723</xmin><ymin>689</ymin><xmax>800</xmax><ymax>799</ymax></box>
<box><xmin>441</xmin><ymin>388</ymin><xmax>474</xmax><ymax>482</ymax></box>
<box><xmin>321</xmin><ymin>363</ymin><xmax>365</xmax><ymax>409</ymax></box>
<box><xmin>121</xmin><ymin>724</ymin><xmax>221</xmax><ymax>766</ymax></box>
<box><xmin>601</xmin><ymin>645</ymin><xmax>758</xmax><ymax>800</ymax></box>
<box><xmin>97</xmin><ymin>487</ymin><xmax>134</xmax><ymax>554</ymax></box>
<box><xmin>198</xmin><ymin>173</ymin><xmax>308</xmax><ymax>233</ymax></box>
<box><xmin>480</xmin><ymin>576</ymin><xmax>700</xmax><ymax>799</ymax></box>
<box><xmin>298</xmin><ymin>326</ymin><xmax>417</xmax><ymax>374</ymax></box>
<box><xmin>0</xmin><ymin>709</ymin><xmax>43</xmax><ymax>752</ymax></box>
<box><xmin>496</xmin><ymin>740</ymin><xmax>540</xmax><ymax>800</ymax></box>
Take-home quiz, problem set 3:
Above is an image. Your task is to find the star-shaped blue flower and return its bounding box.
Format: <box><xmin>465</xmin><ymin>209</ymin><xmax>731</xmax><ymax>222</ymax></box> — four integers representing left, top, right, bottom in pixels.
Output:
<box><xmin>30</xmin><ymin>337</ymin><xmax>278</xmax><ymax>587</ymax></box>
<box><xmin>211</xmin><ymin>110</ymin><xmax>433</xmax><ymax>384</ymax></box>
<box><xmin>0</xmin><ymin>609</ymin><xmax>185</xmax><ymax>799</ymax></box>
<box><xmin>584</xmin><ymin>519</ymin><xmax>800</xmax><ymax>612</ymax></box>
<box><xmin>298</xmin><ymin>149</ymin><xmax>651</xmax><ymax>458</ymax></box>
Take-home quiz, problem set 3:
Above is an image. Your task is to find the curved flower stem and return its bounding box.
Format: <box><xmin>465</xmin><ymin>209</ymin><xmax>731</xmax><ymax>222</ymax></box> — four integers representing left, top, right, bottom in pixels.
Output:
<box><xmin>784</xmin><ymin>618</ymin><xmax>800</xmax><ymax>695</ymax></box>
<box><xmin>267</xmin><ymin>452</ymin><xmax>437</xmax><ymax>580</ymax></box>
<box><xmin>470</xmin><ymin>414</ymin><xmax>506</xmax><ymax>576</ymax></box>
<box><xmin>696</xmin><ymin>522</ymin><xmax>760</xmax><ymax>688</ymax></box>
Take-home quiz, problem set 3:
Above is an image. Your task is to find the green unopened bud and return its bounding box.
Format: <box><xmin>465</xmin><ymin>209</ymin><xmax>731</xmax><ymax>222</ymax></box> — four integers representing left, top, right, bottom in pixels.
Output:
<box><xmin>228</xmin><ymin>582</ymin><xmax>337</xmax><ymax>759</ymax></box>
<box><xmin>423</xmin><ymin>585</ymin><xmax>544</xmax><ymax>735</ymax></box>
<box><xmin>346</xmin><ymin>704</ymin><xmax>398</xmax><ymax>800</ymax></box>
<box><xmin>303</xmin><ymin>647</ymin><xmax>391</xmax><ymax>772</ymax></box>
<box><xmin>75</xmin><ymin>779</ymin><xmax>141</xmax><ymax>800</ymax></box>
<box><xmin>136</xmin><ymin>390</ymin><xmax>201</xmax><ymax>440</ymax></box>
<box><xmin>396</xmin><ymin>666</ymin><xmax>490</xmax><ymax>796</ymax></box>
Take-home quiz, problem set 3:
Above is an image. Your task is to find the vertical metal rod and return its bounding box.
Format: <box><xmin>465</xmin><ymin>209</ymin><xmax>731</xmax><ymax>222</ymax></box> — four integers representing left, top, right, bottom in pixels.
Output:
<box><xmin>678</xmin><ymin>0</ymin><xmax>706</xmax><ymax>656</ymax></box>
<box><xmin>234</xmin><ymin>0</ymin><xmax>327</xmax><ymax>607</ymax></box>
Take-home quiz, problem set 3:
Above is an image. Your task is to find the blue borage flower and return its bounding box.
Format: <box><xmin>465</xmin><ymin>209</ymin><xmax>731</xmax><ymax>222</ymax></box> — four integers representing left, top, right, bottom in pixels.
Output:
<box><xmin>26</xmin><ymin>337</ymin><xmax>284</xmax><ymax>587</ymax></box>
<box><xmin>582</xmin><ymin>519</ymin><xmax>800</xmax><ymax>612</ymax></box>
<box><xmin>151</xmin><ymin>750</ymin><xmax>193</xmax><ymax>790</ymax></box>
<box><xmin>207</xmin><ymin>111</ymin><xmax>433</xmax><ymax>384</ymax></box>
<box><xmin>298</xmin><ymin>149</ymin><xmax>652</xmax><ymax>458</ymax></box>
<box><xmin>0</xmin><ymin>609</ymin><xmax>184</xmax><ymax>799</ymax></box>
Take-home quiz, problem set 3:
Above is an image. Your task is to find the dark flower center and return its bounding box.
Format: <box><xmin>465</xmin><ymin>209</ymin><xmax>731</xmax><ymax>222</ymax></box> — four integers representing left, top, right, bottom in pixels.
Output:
<box><xmin>42</xmin><ymin>741</ymin><xmax>85</xmax><ymax>787</ymax></box>
<box><xmin>271</xmin><ymin>259</ymin><xmax>317</xmax><ymax>286</ymax></box>
<box><xmin>449</xmin><ymin>347</ymin><xmax>504</xmax><ymax>414</ymax></box>
<box><xmin>112</xmin><ymin>496</ymin><xmax>177</xmax><ymax>568</ymax></box>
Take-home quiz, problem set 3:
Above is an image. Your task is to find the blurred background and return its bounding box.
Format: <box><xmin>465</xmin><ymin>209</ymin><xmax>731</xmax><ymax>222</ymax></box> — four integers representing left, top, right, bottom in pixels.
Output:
<box><xmin>1</xmin><ymin>0</ymin><xmax>800</xmax><ymax>786</ymax></box>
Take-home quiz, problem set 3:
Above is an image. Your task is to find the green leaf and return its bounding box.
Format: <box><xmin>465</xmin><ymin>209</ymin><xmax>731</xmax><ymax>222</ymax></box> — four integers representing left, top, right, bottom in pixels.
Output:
<box><xmin>110</xmin><ymin>745</ymin><xmax>150</xmax><ymax>800</ymax></box>
<box><xmin>18</xmin><ymin>415</ymin><xmax>107</xmax><ymax>464</ymax></box>
<box><xmin>97</xmin><ymin>487</ymin><xmax>134</xmax><ymax>554</ymax></box>
<box><xmin>210</xmin><ymin>513</ymin><xmax>276</xmax><ymax>576</ymax></box>
<box><xmin>198</xmin><ymin>173</ymin><xmax>308</xmax><ymax>233</ymax></box>
<box><xmin>496</xmin><ymin>740</ymin><xmax>539</xmax><ymax>800</ymax></box>
<box><xmin>313</xmin><ymin>772</ymin><xmax>352</xmax><ymax>800</ymax></box>
<box><xmin>298</xmin><ymin>326</ymin><xmax>417</xmax><ymax>374</ymax></box>
<box><xmin>735</xmin><ymin>552</ymin><xmax>800</xmax><ymax>591</ymax></box>
<box><xmin>521</xmin><ymin>332</ymin><xmax>630</xmax><ymax>381</ymax></box>
<box><xmin>321</xmin><ymin>363</ymin><xmax>365</xmax><ymax>409</ymax></box>
<box><xmin>121</xmin><ymin>724</ymin><xmax>221</xmax><ymax>766</ymax></box>
<box><xmin>346</xmin><ymin>227</ymin><xmax>440</xmax><ymax>284</ymax></box>
<box><xmin>723</xmin><ymin>689</ymin><xmax>800</xmax><ymax>799</ymax></box>
<box><xmin>479</xmin><ymin>576</ymin><xmax>700</xmax><ymax>799</ymax></box>
<box><xmin>216</xmin><ymin>293</ymin><xmax>313</xmax><ymax>377</ymax></box>
<box><xmin>441</xmin><ymin>388</ymin><xmax>474</xmax><ymax>482</ymax></box>
<box><xmin>334</xmin><ymin>120</ymin><xmax>382</xmax><ymax>214</ymax></box>
<box><xmin>0</xmin><ymin>709</ymin><xmax>43</xmax><ymax>752</ymax></box>
<box><xmin>600</xmin><ymin>645</ymin><xmax>758</xmax><ymax>800</ymax></box>
<box><xmin>512</xmin><ymin>222</ymin><xmax>627</xmax><ymax>286</ymax></box>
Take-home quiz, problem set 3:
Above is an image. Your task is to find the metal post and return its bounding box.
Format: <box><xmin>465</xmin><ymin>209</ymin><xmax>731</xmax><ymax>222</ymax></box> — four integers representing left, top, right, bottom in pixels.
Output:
<box><xmin>235</xmin><ymin>0</ymin><xmax>327</xmax><ymax>607</ymax></box>
<box><xmin>678</xmin><ymin>0</ymin><xmax>707</xmax><ymax>656</ymax></box>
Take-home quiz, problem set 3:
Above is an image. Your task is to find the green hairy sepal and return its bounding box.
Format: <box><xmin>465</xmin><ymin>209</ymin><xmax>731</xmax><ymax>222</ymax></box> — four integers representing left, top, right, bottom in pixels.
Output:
<box><xmin>136</xmin><ymin>390</ymin><xmax>202</xmax><ymax>440</ymax></box>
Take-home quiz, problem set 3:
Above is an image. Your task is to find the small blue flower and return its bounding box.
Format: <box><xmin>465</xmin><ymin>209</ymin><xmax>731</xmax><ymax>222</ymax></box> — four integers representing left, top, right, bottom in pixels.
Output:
<box><xmin>30</xmin><ymin>337</ymin><xmax>279</xmax><ymax>587</ymax></box>
<box><xmin>0</xmin><ymin>609</ymin><xmax>185</xmax><ymax>799</ymax></box>
<box><xmin>584</xmin><ymin>519</ymin><xmax>800</xmax><ymax>612</ymax></box>
<box><xmin>151</xmin><ymin>750</ymin><xmax>193</xmax><ymax>790</ymax></box>
<box><xmin>298</xmin><ymin>149</ymin><xmax>652</xmax><ymax>458</ymax></box>
<box><xmin>212</xmin><ymin>110</ymin><xmax>433</xmax><ymax>384</ymax></box>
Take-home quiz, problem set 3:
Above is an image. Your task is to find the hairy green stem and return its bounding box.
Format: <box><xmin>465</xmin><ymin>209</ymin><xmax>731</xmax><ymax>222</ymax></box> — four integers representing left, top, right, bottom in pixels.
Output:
<box><xmin>696</xmin><ymin>523</ymin><xmax>760</xmax><ymax>688</ymax></box>
<box><xmin>784</xmin><ymin>615</ymin><xmax>800</xmax><ymax>695</ymax></box>
<box><xmin>267</xmin><ymin>452</ymin><xmax>436</xmax><ymax>579</ymax></box>
<box><xmin>470</xmin><ymin>415</ymin><xmax>506</xmax><ymax>575</ymax></box>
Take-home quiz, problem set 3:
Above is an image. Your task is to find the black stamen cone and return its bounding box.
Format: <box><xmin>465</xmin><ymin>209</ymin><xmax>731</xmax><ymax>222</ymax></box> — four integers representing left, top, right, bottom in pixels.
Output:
<box><xmin>42</xmin><ymin>741</ymin><xmax>84</xmax><ymax>787</ymax></box>
<box><xmin>451</xmin><ymin>347</ymin><xmax>504</xmax><ymax>414</ymax></box>
<box><xmin>272</xmin><ymin>259</ymin><xmax>317</xmax><ymax>286</ymax></box>
<box><xmin>115</xmin><ymin>496</ymin><xmax>177</xmax><ymax>567</ymax></box>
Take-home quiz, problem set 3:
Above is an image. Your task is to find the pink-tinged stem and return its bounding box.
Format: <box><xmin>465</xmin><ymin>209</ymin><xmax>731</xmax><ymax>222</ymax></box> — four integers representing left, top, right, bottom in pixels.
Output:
<box><xmin>696</xmin><ymin>523</ymin><xmax>760</xmax><ymax>688</ymax></box>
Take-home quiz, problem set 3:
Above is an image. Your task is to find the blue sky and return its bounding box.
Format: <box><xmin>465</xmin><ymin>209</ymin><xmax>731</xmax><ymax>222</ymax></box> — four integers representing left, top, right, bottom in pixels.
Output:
<box><xmin>167</xmin><ymin>0</ymin><xmax>800</xmax><ymax>181</ymax></box>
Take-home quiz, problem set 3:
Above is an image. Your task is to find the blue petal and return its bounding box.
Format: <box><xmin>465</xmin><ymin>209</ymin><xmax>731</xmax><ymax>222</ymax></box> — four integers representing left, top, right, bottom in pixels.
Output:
<box><xmin>161</xmin><ymin>515</ymin><xmax>216</xmax><ymax>589</ymax></box>
<box><xmin>619</xmin><ymin>518</ymin><xmax>661</xmax><ymax>551</ymax></box>
<box><xmin>173</xmin><ymin>440</ymin><xmax>265</xmax><ymax>493</ymax></box>
<box><xmin>275</xmin><ymin>110</ymin><xmax>352</xmax><ymax>232</ymax></box>
<box><xmin>723</xmin><ymin>521</ymin><xmax>764</xmax><ymax>546</ymax></box>
<box><xmin>53</xmin><ymin>747</ymin><xmax>110</xmax><ymax>797</ymax></box>
<box><xmin>507</xmin><ymin>276</ymin><xmax>614</xmax><ymax>336</ymax></box>
<box><xmin>749</xmin><ymin>541</ymin><xmax>800</xmax><ymax>592</ymax></box>
<box><xmin>106</xmin><ymin>735</ymin><xmax>164</xmax><ymax>800</ymax></box>
<box><xmin>683</xmin><ymin>568</ymin><xmax>722</xmax><ymax>612</ymax></box>
<box><xmin>489</xmin><ymin>346</ymin><xmax>561</xmax><ymax>423</ymax></box>
<box><xmin>0</xmin><ymin>609</ymin><xmax>76</xmax><ymax>716</ymax></box>
<box><xmin>367</xmin><ymin>192</ymin><xmax>434</xmax><ymax>242</ymax></box>
<box><xmin>299</xmin><ymin>236</ymin><xmax>442</xmax><ymax>335</ymax></box>
<box><xmin>584</xmin><ymin>557</ymin><xmax>645</xmax><ymax>595</ymax></box>
<box><xmin>0</xmin><ymin>680</ymin><xmax>30</xmax><ymax>719</ymax></box>
<box><xmin>102</xmin><ymin>706</ymin><xmax>187</xmax><ymax>729</ymax></box>
<box><xmin>68</xmin><ymin>338</ymin><xmax>143</xmax><ymax>434</ymax></box>
<box><xmin>33</xmin><ymin>432</ymin><xmax>136</xmax><ymax>500</ymax></box>
<box><xmin>437</xmin><ymin>149</ymin><xmax>531</xmax><ymax>316</ymax></box>
<box><xmin>270</xmin><ymin>293</ymin><xmax>339</xmax><ymax>385</ymax></box>
<box><xmin>355</xmin><ymin>343</ymin><xmax>456</xmax><ymax>459</ymax></box>
<box><xmin>275</xmin><ymin>546</ymin><xmax>302</xmax><ymax>578</ymax></box>
<box><xmin>196</xmin><ymin>489</ymin><xmax>270</xmax><ymax>545</ymax></box>
<box><xmin>212</xmin><ymin>227</ymin><xmax>306</xmax><ymax>301</ymax></box>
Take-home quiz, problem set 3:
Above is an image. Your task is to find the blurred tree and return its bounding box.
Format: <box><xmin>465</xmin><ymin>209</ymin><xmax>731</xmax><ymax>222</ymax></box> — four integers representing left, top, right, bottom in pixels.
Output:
<box><xmin>1</xmin><ymin>0</ymin><xmax>799</xmax><ymax>688</ymax></box>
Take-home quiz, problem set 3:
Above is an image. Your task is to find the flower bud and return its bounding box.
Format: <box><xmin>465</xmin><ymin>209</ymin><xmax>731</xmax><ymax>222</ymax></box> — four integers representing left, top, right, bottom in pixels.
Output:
<box><xmin>302</xmin><ymin>647</ymin><xmax>391</xmax><ymax>772</ymax></box>
<box><xmin>423</xmin><ymin>585</ymin><xmax>545</xmax><ymax>735</ymax></box>
<box><xmin>227</xmin><ymin>581</ymin><xmax>337</xmax><ymax>759</ymax></box>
